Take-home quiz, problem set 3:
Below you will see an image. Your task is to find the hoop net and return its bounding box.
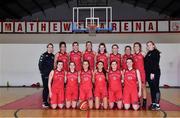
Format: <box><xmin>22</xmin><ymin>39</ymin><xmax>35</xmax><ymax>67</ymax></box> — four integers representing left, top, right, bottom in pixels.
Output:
<box><xmin>87</xmin><ymin>25</ymin><xmax>97</xmax><ymax>36</ymax></box>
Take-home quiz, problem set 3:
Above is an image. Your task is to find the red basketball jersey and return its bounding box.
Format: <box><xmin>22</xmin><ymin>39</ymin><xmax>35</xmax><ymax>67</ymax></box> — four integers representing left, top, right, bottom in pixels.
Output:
<box><xmin>70</xmin><ymin>51</ymin><xmax>82</xmax><ymax>71</ymax></box>
<box><xmin>108</xmin><ymin>70</ymin><xmax>122</xmax><ymax>90</ymax></box>
<box><xmin>122</xmin><ymin>54</ymin><xmax>133</xmax><ymax>70</ymax></box>
<box><xmin>66</xmin><ymin>71</ymin><xmax>78</xmax><ymax>88</ymax></box>
<box><xmin>96</xmin><ymin>53</ymin><xmax>108</xmax><ymax>70</ymax></box>
<box><xmin>57</xmin><ymin>52</ymin><xmax>68</xmax><ymax>71</ymax></box>
<box><xmin>94</xmin><ymin>71</ymin><xmax>106</xmax><ymax>88</ymax></box>
<box><xmin>124</xmin><ymin>69</ymin><xmax>137</xmax><ymax>89</ymax></box>
<box><xmin>52</xmin><ymin>70</ymin><xmax>65</xmax><ymax>90</ymax></box>
<box><xmin>133</xmin><ymin>52</ymin><xmax>145</xmax><ymax>71</ymax></box>
<box><xmin>80</xmin><ymin>70</ymin><xmax>93</xmax><ymax>89</ymax></box>
<box><xmin>109</xmin><ymin>53</ymin><xmax>121</xmax><ymax>70</ymax></box>
<box><xmin>83</xmin><ymin>51</ymin><xmax>95</xmax><ymax>71</ymax></box>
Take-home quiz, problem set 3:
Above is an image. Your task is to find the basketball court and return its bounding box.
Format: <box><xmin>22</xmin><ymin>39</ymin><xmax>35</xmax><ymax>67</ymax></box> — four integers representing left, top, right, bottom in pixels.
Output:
<box><xmin>0</xmin><ymin>0</ymin><xmax>180</xmax><ymax>117</ymax></box>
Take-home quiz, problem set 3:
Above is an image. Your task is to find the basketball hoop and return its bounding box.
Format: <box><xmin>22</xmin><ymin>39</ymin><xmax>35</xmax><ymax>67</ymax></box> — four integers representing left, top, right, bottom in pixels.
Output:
<box><xmin>87</xmin><ymin>25</ymin><xmax>97</xmax><ymax>36</ymax></box>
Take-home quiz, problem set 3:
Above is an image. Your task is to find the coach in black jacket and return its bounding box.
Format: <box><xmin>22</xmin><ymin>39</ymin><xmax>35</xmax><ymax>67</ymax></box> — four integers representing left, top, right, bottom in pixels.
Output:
<box><xmin>38</xmin><ymin>43</ymin><xmax>54</xmax><ymax>108</ymax></box>
<box><xmin>144</xmin><ymin>41</ymin><xmax>161</xmax><ymax>111</ymax></box>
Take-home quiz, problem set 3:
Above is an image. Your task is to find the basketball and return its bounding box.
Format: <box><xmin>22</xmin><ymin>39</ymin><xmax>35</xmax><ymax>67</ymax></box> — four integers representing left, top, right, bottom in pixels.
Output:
<box><xmin>79</xmin><ymin>100</ymin><xmax>89</xmax><ymax>111</ymax></box>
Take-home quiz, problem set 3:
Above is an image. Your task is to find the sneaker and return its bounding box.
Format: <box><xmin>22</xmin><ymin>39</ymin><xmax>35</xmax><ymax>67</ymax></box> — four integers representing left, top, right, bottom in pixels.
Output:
<box><xmin>42</xmin><ymin>102</ymin><xmax>49</xmax><ymax>108</ymax></box>
<box><xmin>155</xmin><ymin>104</ymin><xmax>160</xmax><ymax>110</ymax></box>
<box><xmin>151</xmin><ymin>104</ymin><xmax>157</xmax><ymax>110</ymax></box>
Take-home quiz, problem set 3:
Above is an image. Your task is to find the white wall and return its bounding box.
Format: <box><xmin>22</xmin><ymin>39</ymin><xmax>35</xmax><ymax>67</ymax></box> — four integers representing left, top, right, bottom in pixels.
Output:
<box><xmin>0</xmin><ymin>43</ymin><xmax>180</xmax><ymax>86</ymax></box>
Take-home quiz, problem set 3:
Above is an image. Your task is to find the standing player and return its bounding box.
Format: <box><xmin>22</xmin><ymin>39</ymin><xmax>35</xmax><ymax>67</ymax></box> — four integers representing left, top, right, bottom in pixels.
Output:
<box><xmin>108</xmin><ymin>61</ymin><xmax>123</xmax><ymax>109</ymax></box>
<box><xmin>65</xmin><ymin>62</ymin><xmax>79</xmax><ymax>109</ymax></box>
<box><xmin>123</xmin><ymin>58</ymin><xmax>142</xmax><ymax>110</ymax></box>
<box><xmin>109</xmin><ymin>44</ymin><xmax>121</xmax><ymax>70</ymax></box>
<box><xmin>122</xmin><ymin>45</ymin><xmax>133</xmax><ymax>70</ymax></box>
<box><xmin>54</xmin><ymin>42</ymin><xmax>68</xmax><ymax>71</ymax></box>
<box><xmin>144</xmin><ymin>41</ymin><xmax>161</xmax><ymax>110</ymax></box>
<box><xmin>83</xmin><ymin>41</ymin><xmax>96</xmax><ymax>71</ymax></box>
<box><xmin>38</xmin><ymin>43</ymin><xmax>54</xmax><ymax>108</ymax></box>
<box><xmin>69</xmin><ymin>42</ymin><xmax>82</xmax><ymax>71</ymax></box>
<box><xmin>96</xmin><ymin>43</ymin><xmax>109</xmax><ymax>71</ymax></box>
<box><xmin>48</xmin><ymin>61</ymin><xmax>65</xmax><ymax>109</ymax></box>
<box><xmin>79</xmin><ymin>60</ymin><xmax>93</xmax><ymax>109</ymax></box>
<box><xmin>94</xmin><ymin>61</ymin><xmax>108</xmax><ymax>109</ymax></box>
<box><xmin>133</xmin><ymin>42</ymin><xmax>147</xmax><ymax>109</ymax></box>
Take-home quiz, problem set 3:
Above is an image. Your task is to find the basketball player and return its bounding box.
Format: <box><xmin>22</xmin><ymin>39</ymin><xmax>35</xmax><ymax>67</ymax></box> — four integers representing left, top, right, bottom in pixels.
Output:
<box><xmin>79</xmin><ymin>60</ymin><xmax>93</xmax><ymax>109</ymax></box>
<box><xmin>122</xmin><ymin>45</ymin><xmax>133</xmax><ymax>70</ymax></box>
<box><xmin>48</xmin><ymin>61</ymin><xmax>65</xmax><ymax>109</ymax></box>
<box><xmin>96</xmin><ymin>43</ymin><xmax>109</xmax><ymax>71</ymax></box>
<box><xmin>109</xmin><ymin>44</ymin><xmax>121</xmax><ymax>70</ymax></box>
<box><xmin>108</xmin><ymin>61</ymin><xmax>123</xmax><ymax>109</ymax></box>
<box><xmin>83</xmin><ymin>41</ymin><xmax>96</xmax><ymax>71</ymax></box>
<box><xmin>65</xmin><ymin>62</ymin><xmax>79</xmax><ymax>109</ymax></box>
<box><xmin>94</xmin><ymin>61</ymin><xmax>108</xmax><ymax>109</ymax></box>
<box><xmin>133</xmin><ymin>42</ymin><xmax>147</xmax><ymax>109</ymax></box>
<box><xmin>54</xmin><ymin>42</ymin><xmax>68</xmax><ymax>71</ymax></box>
<box><xmin>69</xmin><ymin>42</ymin><xmax>82</xmax><ymax>71</ymax></box>
<box><xmin>38</xmin><ymin>43</ymin><xmax>54</xmax><ymax>108</ymax></box>
<box><xmin>123</xmin><ymin>58</ymin><xmax>142</xmax><ymax>110</ymax></box>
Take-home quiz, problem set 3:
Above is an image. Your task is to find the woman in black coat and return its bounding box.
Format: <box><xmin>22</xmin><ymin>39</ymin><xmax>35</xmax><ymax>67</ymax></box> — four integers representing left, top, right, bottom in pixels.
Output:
<box><xmin>144</xmin><ymin>41</ymin><xmax>161</xmax><ymax>110</ymax></box>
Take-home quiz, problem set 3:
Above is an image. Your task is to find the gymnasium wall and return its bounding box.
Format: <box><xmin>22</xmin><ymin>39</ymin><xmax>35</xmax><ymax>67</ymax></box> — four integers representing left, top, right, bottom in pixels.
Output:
<box><xmin>0</xmin><ymin>33</ymin><xmax>180</xmax><ymax>86</ymax></box>
<box><xmin>23</xmin><ymin>0</ymin><xmax>167</xmax><ymax>20</ymax></box>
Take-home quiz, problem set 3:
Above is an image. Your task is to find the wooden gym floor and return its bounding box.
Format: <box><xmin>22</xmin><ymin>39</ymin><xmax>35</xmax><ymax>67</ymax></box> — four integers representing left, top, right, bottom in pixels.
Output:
<box><xmin>0</xmin><ymin>87</ymin><xmax>179</xmax><ymax>117</ymax></box>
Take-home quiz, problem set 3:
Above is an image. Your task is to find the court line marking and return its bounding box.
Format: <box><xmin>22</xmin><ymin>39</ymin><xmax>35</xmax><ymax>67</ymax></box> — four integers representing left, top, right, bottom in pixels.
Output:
<box><xmin>14</xmin><ymin>108</ymin><xmax>22</xmax><ymax>118</ymax></box>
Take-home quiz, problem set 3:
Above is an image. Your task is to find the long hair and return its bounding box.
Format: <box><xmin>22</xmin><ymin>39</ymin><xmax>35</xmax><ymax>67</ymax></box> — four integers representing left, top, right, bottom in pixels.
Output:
<box><xmin>146</xmin><ymin>41</ymin><xmax>161</xmax><ymax>53</ymax></box>
<box><xmin>96</xmin><ymin>61</ymin><xmax>106</xmax><ymax>77</ymax></box>
<box><xmin>110</xmin><ymin>60</ymin><xmax>118</xmax><ymax>71</ymax></box>
<box><xmin>98</xmin><ymin>43</ymin><xmax>107</xmax><ymax>54</ymax></box>
<box><xmin>59</xmin><ymin>41</ymin><xmax>66</xmax><ymax>52</ymax></box>
<box><xmin>133</xmin><ymin>42</ymin><xmax>142</xmax><ymax>52</ymax></box>
<box><xmin>86</xmin><ymin>41</ymin><xmax>93</xmax><ymax>51</ymax></box>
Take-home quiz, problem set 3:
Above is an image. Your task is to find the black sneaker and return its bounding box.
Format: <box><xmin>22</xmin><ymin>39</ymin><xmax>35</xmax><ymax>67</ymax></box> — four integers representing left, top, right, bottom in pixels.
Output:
<box><xmin>42</xmin><ymin>102</ymin><xmax>49</xmax><ymax>108</ymax></box>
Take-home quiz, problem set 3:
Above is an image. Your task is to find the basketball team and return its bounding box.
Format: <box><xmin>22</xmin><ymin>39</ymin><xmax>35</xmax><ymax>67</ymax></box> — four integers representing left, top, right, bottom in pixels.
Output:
<box><xmin>38</xmin><ymin>41</ymin><xmax>161</xmax><ymax>111</ymax></box>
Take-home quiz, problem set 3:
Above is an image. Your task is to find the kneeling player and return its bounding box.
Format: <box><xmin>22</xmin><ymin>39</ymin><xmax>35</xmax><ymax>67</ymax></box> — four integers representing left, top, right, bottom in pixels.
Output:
<box><xmin>79</xmin><ymin>60</ymin><xmax>93</xmax><ymax>109</ymax></box>
<box><xmin>94</xmin><ymin>61</ymin><xmax>108</xmax><ymax>109</ymax></box>
<box><xmin>65</xmin><ymin>62</ymin><xmax>79</xmax><ymax>109</ymax></box>
<box><xmin>123</xmin><ymin>58</ymin><xmax>142</xmax><ymax>110</ymax></box>
<box><xmin>48</xmin><ymin>61</ymin><xmax>65</xmax><ymax>109</ymax></box>
<box><xmin>108</xmin><ymin>61</ymin><xmax>123</xmax><ymax>109</ymax></box>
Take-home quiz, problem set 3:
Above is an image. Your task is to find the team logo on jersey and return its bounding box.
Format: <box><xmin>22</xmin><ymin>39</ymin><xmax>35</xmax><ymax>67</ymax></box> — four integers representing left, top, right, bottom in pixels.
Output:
<box><xmin>84</xmin><ymin>77</ymin><xmax>88</xmax><ymax>81</ymax></box>
<box><xmin>87</xmin><ymin>56</ymin><xmax>92</xmax><ymax>60</ymax></box>
<box><xmin>128</xmin><ymin>76</ymin><xmax>132</xmax><ymax>80</ymax></box>
<box><xmin>113</xmin><ymin>76</ymin><xmax>116</xmax><ymax>80</ymax></box>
